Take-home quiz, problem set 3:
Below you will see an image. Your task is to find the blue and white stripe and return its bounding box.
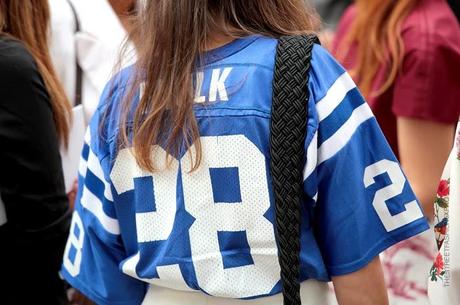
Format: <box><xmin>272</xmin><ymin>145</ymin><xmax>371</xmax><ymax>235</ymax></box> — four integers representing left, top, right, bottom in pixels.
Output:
<box><xmin>303</xmin><ymin>72</ymin><xmax>374</xmax><ymax>181</ymax></box>
<box><xmin>78</xmin><ymin>127</ymin><xmax>120</xmax><ymax>236</ymax></box>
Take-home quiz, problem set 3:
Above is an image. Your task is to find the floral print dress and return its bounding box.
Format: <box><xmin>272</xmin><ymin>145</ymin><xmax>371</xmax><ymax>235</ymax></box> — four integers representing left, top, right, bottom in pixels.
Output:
<box><xmin>428</xmin><ymin>121</ymin><xmax>460</xmax><ymax>305</ymax></box>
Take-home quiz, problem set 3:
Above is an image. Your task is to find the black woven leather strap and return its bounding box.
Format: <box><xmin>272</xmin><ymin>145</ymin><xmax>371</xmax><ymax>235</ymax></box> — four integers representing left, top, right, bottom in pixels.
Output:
<box><xmin>270</xmin><ymin>34</ymin><xmax>319</xmax><ymax>305</ymax></box>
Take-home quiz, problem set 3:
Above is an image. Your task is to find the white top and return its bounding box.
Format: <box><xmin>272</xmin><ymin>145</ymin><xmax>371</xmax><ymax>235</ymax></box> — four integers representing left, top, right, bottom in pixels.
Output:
<box><xmin>142</xmin><ymin>280</ymin><xmax>331</xmax><ymax>305</ymax></box>
<box><xmin>49</xmin><ymin>0</ymin><xmax>135</xmax><ymax>121</ymax></box>
<box><xmin>50</xmin><ymin>0</ymin><xmax>136</xmax><ymax>192</ymax></box>
<box><xmin>428</xmin><ymin>121</ymin><xmax>460</xmax><ymax>305</ymax></box>
<box><xmin>49</xmin><ymin>0</ymin><xmax>77</xmax><ymax>105</ymax></box>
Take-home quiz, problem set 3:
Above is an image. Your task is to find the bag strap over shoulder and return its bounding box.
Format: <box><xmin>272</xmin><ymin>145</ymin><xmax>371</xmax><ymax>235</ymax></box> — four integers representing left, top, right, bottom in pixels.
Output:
<box><xmin>270</xmin><ymin>34</ymin><xmax>319</xmax><ymax>305</ymax></box>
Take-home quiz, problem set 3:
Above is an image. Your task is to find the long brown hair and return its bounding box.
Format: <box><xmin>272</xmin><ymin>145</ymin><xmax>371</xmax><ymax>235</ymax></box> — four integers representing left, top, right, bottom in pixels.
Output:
<box><xmin>121</xmin><ymin>0</ymin><xmax>319</xmax><ymax>172</ymax></box>
<box><xmin>336</xmin><ymin>0</ymin><xmax>419</xmax><ymax>98</ymax></box>
<box><xmin>0</xmin><ymin>0</ymin><xmax>71</xmax><ymax>146</ymax></box>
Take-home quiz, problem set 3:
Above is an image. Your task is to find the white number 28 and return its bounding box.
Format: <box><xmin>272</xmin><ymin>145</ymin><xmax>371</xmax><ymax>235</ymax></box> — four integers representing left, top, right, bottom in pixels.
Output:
<box><xmin>112</xmin><ymin>135</ymin><xmax>279</xmax><ymax>298</ymax></box>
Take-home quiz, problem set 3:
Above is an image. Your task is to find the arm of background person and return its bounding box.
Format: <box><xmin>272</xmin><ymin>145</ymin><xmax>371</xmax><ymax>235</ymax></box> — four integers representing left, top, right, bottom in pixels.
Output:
<box><xmin>397</xmin><ymin>117</ymin><xmax>454</xmax><ymax>220</ymax></box>
<box><xmin>0</xmin><ymin>38</ymin><xmax>71</xmax><ymax>304</ymax></box>
<box><xmin>332</xmin><ymin>256</ymin><xmax>389</xmax><ymax>305</ymax></box>
<box><xmin>69</xmin><ymin>290</ymin><xmax>96</xmax><ymax>305</ymax></box>
<box><xmin>0</xmin><ymin>39</ymin><xmax>71</xmax><ymax>242</ymax></box>
<box><xmin>390</xmin><ymin>16</ymin><xmax>460</xmax><ymax>220</ymax></box>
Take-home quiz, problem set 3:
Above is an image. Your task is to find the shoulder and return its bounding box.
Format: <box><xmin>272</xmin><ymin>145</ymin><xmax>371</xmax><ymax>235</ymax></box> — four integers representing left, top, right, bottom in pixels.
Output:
<box><xmin>0</xmin><ymin>36</ymin><xmax>51</xmax><ymax>117</ymax></box>
<box><xmin>309</xmin><ymin>44</ymin><xmax>349</xmax><ymax>105</ymax></box>
<box><xmin>337</xmin><ymin>4</ymin><xmax>357</xmax><ymax>30</ymax></box>
<box><xmin>305</xmin><ymin>44</ymin><xmax>360</xmax><ymax>150</ymax></box>
<box><xmin>244</xmin><ymin>35</ymin><xmax>349</xmax><ymax>105</ymax></box>
<box><xmin>215</xmin><ymin>35</ymin><xmax>278</xmax><ymax>70</ymax></box>
<box><xmin>402</xmin><ymin>0</ymin><xmax>460</xmax><ymax>55</ymax></box>
<box><xmin>96</xmin><ymin>65</ymin><xmax>135</xmax><ymax>115</ymax></box>
<box><xmin>90</xmin><ymin>65</ymin><xmax>136</xmax><ymax>144</ymax></box>
<box><xmin>0</xmin><ymin>36</ymin><xmax>39</xmax><ymax>83</ymax></box>
<box><xmin>334</xmin><ymin>5</ymin><xmax>357</xmax><ymax>40</ymax></box>
<box><xmin>392</xmin><ymin>1</ymin><xmax>460</xmax><ymax>123</ymax></box>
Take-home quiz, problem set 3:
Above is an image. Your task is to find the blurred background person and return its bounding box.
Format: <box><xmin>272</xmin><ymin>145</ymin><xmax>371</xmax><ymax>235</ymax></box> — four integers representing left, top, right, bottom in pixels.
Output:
<box><xmin>49</xmin><ymin>0</ymin><xmax>137</xmax><ymax>209</ymax></box>
<box><xmin>108</xmin><ymin>0</ymin><xmax>137</xmax><ymax>31</ymax></box>
<box><xmin>49</xmin><ymin>1</ymin><xmax>137</xmax><ymax>303</ymax></box>
<box><xmin>312</xmin><ymin>0</ymin><xmax>352</xmax><ymax>30</ymax></box>
<box><xmin>49</xmin><ymin>0</ymin><xmax>136</xmax><ymax>121</ymax></box>
<box><xmin>448</xmin><ymin>0</ymin><xmax>459</xmax><ymax>21</ymax></box>
<box><xmin>312</xmin><ymin>0</ymin><xmax>352</xmax><ymax>50</ymax></box>
<box><xmin>428</xmin><ymin>119</ymin><xmax>460</xmax><ymax>305</ymax></box>
<box><xmin>0</xmin><ymin>0</ymin><xmax>72</xmax><ymax>304</ymax></box>
<box><xmin>332</xmin><ymin>0</ymin><xmax>460</xmax><ymax>304</ymax></box>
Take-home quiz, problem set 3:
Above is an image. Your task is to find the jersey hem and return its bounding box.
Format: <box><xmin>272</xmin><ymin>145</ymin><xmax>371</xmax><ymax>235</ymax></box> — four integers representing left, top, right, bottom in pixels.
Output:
<box><xmin>326</xmin><ymin>218</ymin><xmax>430</xmax><ymax>276</ymax></box>
<box><xmin>61</xmin><ymin>268</ymin><xmax>141</xmax><ymax>305</ymax></box>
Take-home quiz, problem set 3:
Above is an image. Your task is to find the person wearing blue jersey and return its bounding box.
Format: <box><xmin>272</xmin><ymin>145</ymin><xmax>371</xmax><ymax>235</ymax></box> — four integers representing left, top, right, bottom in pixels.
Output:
<box><xmin>61</xmin><ymin>1</ymin><xmax>429</xmax><ymax>305</ymax></box>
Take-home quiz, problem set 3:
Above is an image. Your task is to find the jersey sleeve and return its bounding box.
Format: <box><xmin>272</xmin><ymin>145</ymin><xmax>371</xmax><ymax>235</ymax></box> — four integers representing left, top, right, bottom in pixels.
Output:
<box><xmin>303</xmin><ymin>45</ymin><xmax>430</xmax><ymax>276</ymax></box>
<box><xmin>61</xmin><ymin>77</ymin><xmax>146</xmax><ymax>305</ymax></box>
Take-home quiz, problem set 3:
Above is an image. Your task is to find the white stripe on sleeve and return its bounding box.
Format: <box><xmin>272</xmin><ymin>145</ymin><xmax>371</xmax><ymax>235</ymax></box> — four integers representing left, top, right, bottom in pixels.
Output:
<box><xmin>78</xmin><ymin>128</ymin><xmax>91</xmax><ymax>177</ymax></box>
<box><xmin>78</xmin><ymin>155</ymin><xmax>88</xmax><ymax>178</ymax></box>
<box><xmin>303</xmin><ymin>131</ymin><xmax>318</xmax><ymax>180</ymax></box>
<box><xmin>80</xmin><ymin>186</ymin><xmax>120</xmax><ymax>235</ymax></box>
<box><xmin>316</xmin><ymin>73</ymin><xmax>356</xmax><ymax>122</ymax></box>
<box><xmin>84</xmin><ymin>127</ymin><xmax>91</xmax><ymax>144</ymax></box>
<box><xmin>318</xmin><ymin>103</ymin><xmax>373</xmax><ymax>164</ymax></box>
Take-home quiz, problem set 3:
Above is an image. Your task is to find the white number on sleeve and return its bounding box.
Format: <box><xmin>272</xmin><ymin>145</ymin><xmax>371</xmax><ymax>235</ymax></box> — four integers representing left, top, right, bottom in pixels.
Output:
<box><xmin>63</xmin><ymin>211</ymin><xmax>85</xmax><ymax>277</ymax></box>
<box><xmin>181</xmin><ymin>135</ymin><xmax>279</xmax><ymax>298</ymax></box>
<box><xmin>364</xmin><ymin>159</ymin><xmax>424</xmax><ymax>232</ymax></box>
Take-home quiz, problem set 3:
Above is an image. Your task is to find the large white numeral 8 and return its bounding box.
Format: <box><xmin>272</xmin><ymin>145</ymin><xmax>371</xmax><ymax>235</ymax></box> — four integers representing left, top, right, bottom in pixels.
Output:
<box><xmin>63</xmin><ymin>211</ymin><xmax>85</xmax><ymax>277</ymax></box>
<box><xmin>181</xmin><ymin>136</ymin><xmax>279</xmax><ymax>298</ymax></box>
<box><xmin>364</xmin><ymin>159</ymin><xmax>424</xmax><ymax>232</ymax></box>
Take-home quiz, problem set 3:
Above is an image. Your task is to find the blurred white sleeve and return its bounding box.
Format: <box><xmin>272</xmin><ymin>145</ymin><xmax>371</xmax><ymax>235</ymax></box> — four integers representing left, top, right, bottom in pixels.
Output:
<box><xmin>49</xmin><ymin>0</ymin><xmax>77</xmax><ymax>105</ymax></box>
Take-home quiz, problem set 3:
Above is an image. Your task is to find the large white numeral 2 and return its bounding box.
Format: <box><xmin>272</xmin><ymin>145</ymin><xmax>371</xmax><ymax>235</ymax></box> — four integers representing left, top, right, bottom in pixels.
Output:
<box><xmin>112</xmin><ymin>147</ymin><xmax>190</xmax><ymax>290</ymax></box>
<box><xmin>181</xmin><ymin>136</ymin><xmax>279</xmax><ymax>298</ymax></box>
<box><xmin>364</xmin><ymin>159</ymin><xmax>424</xmax><ymax>232</ymax></box>
<box><xmin>111</xmin><ymin>147</ymin><xmax>178</xmax><ymax>243</ymax></box>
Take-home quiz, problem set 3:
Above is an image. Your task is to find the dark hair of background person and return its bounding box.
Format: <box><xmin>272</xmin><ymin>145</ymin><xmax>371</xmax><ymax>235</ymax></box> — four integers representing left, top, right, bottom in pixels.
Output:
<box><xmin>335</xmin><ymin>0</ymin><xmax>419</xmax><ymax>99</ymax></box>
<box><xmin>116</xmin><ymin>0</ymin><xmax>320</xmax><ymax>173</ymax></box>
<box><xmin>448</xmin><ymin>0</ymin><xmax>460</xmax><ymax>21</ymax></box>
<box><xmin>313</xmin><ymin>0</ymin><xmax>352</xmax><ymax>29</ymax></box>
<box><xmin>0</xmin><ymin>0</ymin><xmax>72</xmax><ymax>147</ymax></box>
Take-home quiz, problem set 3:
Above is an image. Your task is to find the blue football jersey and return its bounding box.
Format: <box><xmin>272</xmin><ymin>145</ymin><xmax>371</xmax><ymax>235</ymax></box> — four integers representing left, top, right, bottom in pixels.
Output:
<box><xmin>61</xmin><ymin>35</ymin><xmax>429</xmax><ymax>305</ymax></box>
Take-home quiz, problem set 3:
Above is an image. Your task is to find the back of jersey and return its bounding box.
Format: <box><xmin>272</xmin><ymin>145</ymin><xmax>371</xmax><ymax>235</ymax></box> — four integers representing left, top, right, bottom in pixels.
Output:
<box><xmin>61</xmin><ymin>35</ymin><xmax>429</xmax><ymax>305</ymax></box>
